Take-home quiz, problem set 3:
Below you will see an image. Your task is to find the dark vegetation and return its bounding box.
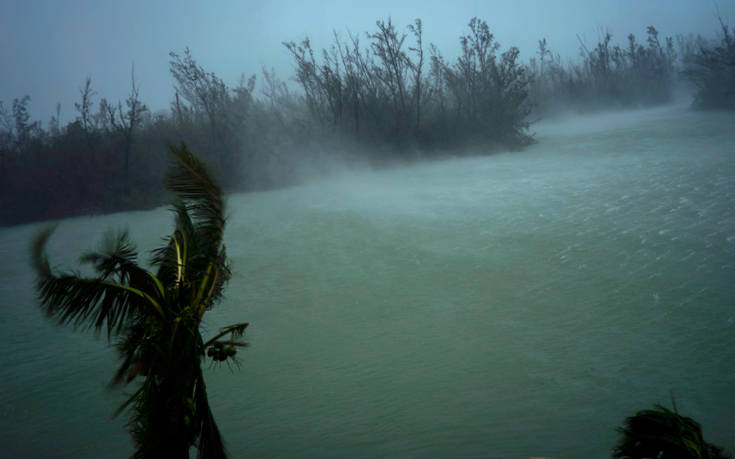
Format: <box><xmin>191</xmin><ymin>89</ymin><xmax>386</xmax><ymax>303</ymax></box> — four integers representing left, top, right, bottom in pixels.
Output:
<box><xmin>528</xmin><ymin>26</ymin><xmax>677</xmax><ymax>115</ymax></box>
<box><xmin>613</xmin><ymin>401</ymin><xmax>730</xmax><ymax>459</ymax></box>
<box><xmin>680</xmin><ymin>18</ymin><xmax>735</xmax><ymax>109</ymax></box>
<box><xmin>283</xmin><ymin>17</ymin><xmax>532</xmax><ymax>151</ymax></box>
<box><xmin>1</xmin><ymin>17</ymin><xmax>732</xmax><ymax>226</ymax></box>
<box><xmin>32</xmin><ymin>142</ymin><xmax>247</xmax><ymax>458</ymax></box>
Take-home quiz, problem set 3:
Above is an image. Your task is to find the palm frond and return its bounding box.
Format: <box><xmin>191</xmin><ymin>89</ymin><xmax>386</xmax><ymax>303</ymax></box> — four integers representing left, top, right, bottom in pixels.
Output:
<box><xmin>204</xmin><ymin>322</ymin><xmax>249</xmax><ymax>348</ymax></box>
<box><xmin>165</xmin><ymin>141</ymin><xmax>226</xmax><ymax>256</ymax></box>
<box><xmin>154</xmin><ymin>144</ymin><xmax>230</xmax><ymax>301</ymax></box>
<box><xmin>209</xmin><ymin>245</ymin><xmax>231</xmax><ymax>306</ymax></box>
<box><xmin>32</xmin><ymin>226</ymin><xmax>164</xmax><ymax>336</ymax></box>
<box><xmin>79</xmin><ymin>229</ymin><xmax>138</xmax><ymax>279</ymax></box>
<box><xmin>109</xmin><ymin>319</ymin><xmax>154</xmax><ymax>388</ymax></box>
<box><xmin>151</xmin><ymin>228</ymin><xmax>186</xmax><ymax>289</ymax></box>
<box><xmin>194</xmin><ymin>257</ymin><xmax>233</xmax><ymax>319</ymax></box>
<box><xmin>39</xmin><ymin>275</ymin><xmax>164</xmax><ymax>335</ymax></box>
<box><xmin>30</xmin><ymin>224</ymin><xmax>58</xmax><ymax>278</ymax></box>
<box><xmin>79</xmin><ymin>229</ymin><xmax>166</xmax><ymax>301</ymax></box>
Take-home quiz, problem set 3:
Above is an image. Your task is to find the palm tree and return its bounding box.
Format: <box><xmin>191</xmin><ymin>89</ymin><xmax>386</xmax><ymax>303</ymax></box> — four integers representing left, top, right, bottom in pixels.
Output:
<box><xmin>613</xmin><ymin>402</ymin><xmax>730</xmax><ymax>459</ymax></box>
<box><xmin>31</xmin><ymin>142</ymin><xmax>248</xmax><ymax>458</ymax></box>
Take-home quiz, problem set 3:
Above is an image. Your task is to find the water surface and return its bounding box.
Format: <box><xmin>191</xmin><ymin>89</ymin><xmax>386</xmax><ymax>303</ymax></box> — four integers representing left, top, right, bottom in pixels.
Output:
<box><xmin>1</xmin><ymin>104</ymin><xmax>733</xmax><ymax>458</ymax></box>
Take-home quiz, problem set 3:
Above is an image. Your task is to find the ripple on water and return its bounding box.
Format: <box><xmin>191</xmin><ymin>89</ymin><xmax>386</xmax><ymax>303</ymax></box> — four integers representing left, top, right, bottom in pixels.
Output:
<box><xmin>1</xmin><ymin>105</ymin><xmax>734</xmax><ymax>458</ymax></box>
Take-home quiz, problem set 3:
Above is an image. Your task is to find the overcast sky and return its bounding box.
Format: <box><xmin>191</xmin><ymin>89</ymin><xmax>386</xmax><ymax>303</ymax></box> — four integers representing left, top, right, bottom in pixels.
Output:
<box><xmin>1</xmin><ymin>0</ymin><xmax>733</xmax><ymax>123</ymax></box>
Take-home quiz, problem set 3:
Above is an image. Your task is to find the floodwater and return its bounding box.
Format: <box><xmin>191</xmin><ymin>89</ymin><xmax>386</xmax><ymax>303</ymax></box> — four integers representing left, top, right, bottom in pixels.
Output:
<box><xmin>1</xmin><ymin>104</ymin><xmax>733</xmax><ymax>458</ymax></box>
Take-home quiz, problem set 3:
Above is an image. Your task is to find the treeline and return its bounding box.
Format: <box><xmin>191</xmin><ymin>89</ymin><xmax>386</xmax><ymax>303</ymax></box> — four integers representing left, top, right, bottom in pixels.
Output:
<box><xmin>527</xmin><ymin>19</ymin><xmax>735</xmax><ymax>114</ymax></box>
<box><xmin>1</xmin><ymin>17</ymin><xmax>732</xmax><ymax>226</ymax></box>
<box><xmin>679</xmin><ymin>19</ymin><xmax>735</xmax><ymax>109</ymax></box>
<box><xmin>284</xmin><ymin>17</ymin><xmax>532</xmax><ymax>150</ymax></box>
<box><xmin>528</xmin><ymin>26</ymin><xmax>678</xmax><ymax>114</ymax></box>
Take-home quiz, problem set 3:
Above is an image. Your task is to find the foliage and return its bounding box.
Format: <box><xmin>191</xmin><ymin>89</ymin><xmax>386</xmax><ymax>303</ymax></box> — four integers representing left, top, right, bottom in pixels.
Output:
<box><xmin>528</xmin><ymin>26</ymin><xmax>678</xmax><ymax>115</ymax></box>
<box><xmin>440</xmin><ymin>18</ymin><xmax>532</xmax><ymax>146</ymax></box>
<box><xmin>31</xmin><ymin>142</ymin><xmax>247</xmax><ymax>458</ymax></box>
<box><xmin>169</xmin><ymin>48</ymin><xmax>255</xmax><ymax>186</ymax></box>
<box><xmin>613</xmin><ymin>403</ymin><xmax>730</xmax><ymax>459</ymax></box>
<box><xmin>2</xmin><ymin>17</ymin><xmax>731</xmax><ymax>227</ymax></box>
<box><xmin>284</xmin><ymin>17</ymin><xmax>533</xmax><ymax>150</ymax></box>
<box><xmin>681</xmin><ymin>18</ymin><xmax>735</xmax><ymax>109</ymax></box>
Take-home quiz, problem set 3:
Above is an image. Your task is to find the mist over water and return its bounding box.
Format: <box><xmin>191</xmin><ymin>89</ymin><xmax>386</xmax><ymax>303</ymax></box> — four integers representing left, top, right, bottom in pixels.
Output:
<box><xmin>1</xmin><ymin>104</ymin><xmax>734</xmax><ymax>458</ymax></box>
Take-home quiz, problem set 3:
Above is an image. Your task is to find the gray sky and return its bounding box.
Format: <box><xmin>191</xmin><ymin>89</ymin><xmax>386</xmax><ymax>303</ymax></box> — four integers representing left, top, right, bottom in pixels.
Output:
<box><xmin>2</xmin><ymin>0</ymin><xmax>733</xmax><ymax>123</ymax></box>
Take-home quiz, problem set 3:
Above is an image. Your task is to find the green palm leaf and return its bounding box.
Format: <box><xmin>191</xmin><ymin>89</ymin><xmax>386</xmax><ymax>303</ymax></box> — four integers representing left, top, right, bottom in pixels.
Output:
<box><xmin>32</xmin><ymin>227</ymin><xmax>164</xmax><ymax>336</ymax></box>
<box><xmin>164</xmin><ymin>141</ymin><xmax>225</xmax><ymax>253</ymax></box>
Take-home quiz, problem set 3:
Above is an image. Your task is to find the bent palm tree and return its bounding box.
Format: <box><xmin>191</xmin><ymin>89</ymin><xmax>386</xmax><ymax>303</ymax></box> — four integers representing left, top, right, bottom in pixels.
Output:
<box><xmin>31</xmin><ymin>142</ymin><xmax>247</xmax><ymax>459</ymax></box>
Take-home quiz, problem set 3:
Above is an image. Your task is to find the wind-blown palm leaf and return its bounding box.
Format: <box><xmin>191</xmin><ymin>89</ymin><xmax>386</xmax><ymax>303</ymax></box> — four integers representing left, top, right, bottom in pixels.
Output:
<box><xmin>79</xmin><ymin>229</ymin><xmax>166</xmax><ymax>305</ymax></box>
<box><xmin>153</xmin><ymin>143</ymin><xmax>231</xmax><ymax>307</ymax></box>
<box><xmin>79</xmin><ymin>229</ymin><xmax>138</xmax><ymax>279</ymax></box>
<box><xmin>164</xmin><ymin>141</ymin><xmax>226</xmax><ymax>254</ymax></box>
<box><xmin>204</xmin><ymin>322</ymin><xmax>249</xmax><ymax>347</ymax></box>
<box><xmin>32</xmin><ymin>228</ymin><xmax>164</xmax><ymax>337</ymax></box>
<box><xmin>30</xmin><ymin>141</ymin><xmax>248</xmax><ymax>459</ymax></box>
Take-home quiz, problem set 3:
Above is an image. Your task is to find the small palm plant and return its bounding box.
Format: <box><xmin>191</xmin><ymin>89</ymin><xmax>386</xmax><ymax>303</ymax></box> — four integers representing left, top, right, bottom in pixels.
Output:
<box><xmin>31</xmin><ymin>142</ymin><xmax>247</xmax><ymax>458</ymax></box>
<box><xmin>613</xmin><ymin>402</ymin><xmax>730</xmax><ymax>459</ymax></box>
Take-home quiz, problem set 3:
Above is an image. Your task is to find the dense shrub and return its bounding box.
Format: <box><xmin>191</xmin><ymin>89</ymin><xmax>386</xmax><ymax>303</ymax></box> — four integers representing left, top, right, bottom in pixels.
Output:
<box><xmin>528</xmin><ymin>26</ymin><xmax>678</xmax><ymax>115</ymax></box>
<box><xmin>283</xmin><ymin>18</ymin><xmax>532</xmax><ymax>151</ymax></box>
<box><xmin>681</xmin><ymin>19</ymin><xmax>735</xmax><ymax>109</ymax></box>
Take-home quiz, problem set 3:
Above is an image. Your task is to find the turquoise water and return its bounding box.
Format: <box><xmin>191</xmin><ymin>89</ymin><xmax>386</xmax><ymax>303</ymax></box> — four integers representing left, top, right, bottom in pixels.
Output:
<box><xmin>1</xmin><ymin>105</ymin><xmax>734</xmax><ymax>458</ymax></box>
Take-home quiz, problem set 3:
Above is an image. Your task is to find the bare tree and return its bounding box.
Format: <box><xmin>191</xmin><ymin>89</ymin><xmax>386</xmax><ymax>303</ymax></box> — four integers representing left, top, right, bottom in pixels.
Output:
<box><xmin>407</xmin><ymin>19</ymin><xmax>425</xmax><ymax>133</ymax></box>
<box><xmin>369</xmin><ymin>18</ymin><xmax>410</xmax><ymax>132</ymax></box>
<box><xmin>74</xmin><ymin>76</ymin><xmax>96</xmax><ymax>133</ymax></box>
<box><xmin>108</xmin><ymin>65</ymin><xmax>148</xmax><ymax>195</ymax></box>
<box><xmin>48</xmin><ymin>103</ymin><xmax>61</xmax><ymax>137</ymax></box>
<box><xmin>169</xmin><ymin>49</ymin><xmax>227</xmax><ymax>154</ymax></box>
<box><xmin>169</xmin><ymin>48</ymin><xmax>254</xmax><ymax>184</ymax></box>
<box><xmin>283</xmin><ymin>38</ymin><xmax>330</xmax><ymax>128</ymax></box>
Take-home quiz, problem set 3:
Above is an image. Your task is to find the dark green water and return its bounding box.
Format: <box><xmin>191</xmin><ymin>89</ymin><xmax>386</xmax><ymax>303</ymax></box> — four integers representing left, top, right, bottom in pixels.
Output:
<box><xmin>1</xmin><ymin>105</ymin><xmax>733</xmax><ymax>458</ymax></box>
